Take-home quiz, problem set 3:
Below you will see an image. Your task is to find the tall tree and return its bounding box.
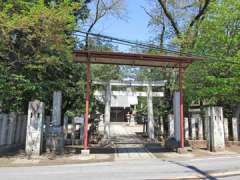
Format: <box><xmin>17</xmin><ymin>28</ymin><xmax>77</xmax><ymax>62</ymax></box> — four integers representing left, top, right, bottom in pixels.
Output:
<box><xmin>0</xmin><ymin>1</ymin><xmax>86</xmax><ymax>115</ymax></box>
<box><xmin>184</xmin><ymin>0</ymin><xmax>240</xmax><ymax>115</ymax></box>
<box><xmin>82</xmin><ymin>0</ymin><xmax>126</xmax><ymax>49</ymax></box>
<box><xmin>144</xmin><ymin>0</ymin><xmax>211</xmax><ymax>48</ymax></box>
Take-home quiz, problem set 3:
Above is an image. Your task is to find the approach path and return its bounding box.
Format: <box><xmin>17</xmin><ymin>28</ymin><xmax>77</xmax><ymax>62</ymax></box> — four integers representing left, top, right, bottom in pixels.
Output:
<box><xmin>109</xmin><ymin>122</ymin><xmax>156</xmax><ymax>161</ymax></box>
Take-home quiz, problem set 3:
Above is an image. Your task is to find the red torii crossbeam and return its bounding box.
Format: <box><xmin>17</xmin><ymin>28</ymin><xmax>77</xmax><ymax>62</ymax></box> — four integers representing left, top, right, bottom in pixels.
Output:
<box><xmin>73</xmin><ymin>50</ymin><xmax>202</xmax><ymax>151</ymax></box>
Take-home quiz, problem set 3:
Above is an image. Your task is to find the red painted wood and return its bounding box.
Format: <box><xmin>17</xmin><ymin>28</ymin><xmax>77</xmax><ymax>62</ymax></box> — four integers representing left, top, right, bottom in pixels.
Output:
<box><xmin>179</xmin><ymin>64</ymin><xmax>184</xmax><ymax>148</ymax></box>
<box><xmin>84</xmin><ymin>63</ymin><xmax>90</xmax><ymax>150</ymax></box>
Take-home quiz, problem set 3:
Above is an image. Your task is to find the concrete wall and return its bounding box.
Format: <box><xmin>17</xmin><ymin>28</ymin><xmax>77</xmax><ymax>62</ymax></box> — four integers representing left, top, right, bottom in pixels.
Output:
<box><xmin>0</xmin><ymin>113</ymin><xmax>27</xmax><ymax>154</ymax></box>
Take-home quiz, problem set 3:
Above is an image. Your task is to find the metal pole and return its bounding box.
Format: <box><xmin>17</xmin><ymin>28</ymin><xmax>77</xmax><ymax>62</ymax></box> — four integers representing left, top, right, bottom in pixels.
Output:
<box><xmin>179</xmin><ymin>63</ymin><xmax>184</xmax><ymax>148</ymax></box>
<box><xmin>84</xmin><ymin>63</ymin><xmax>90</xmax><ymax>150</ymax></box>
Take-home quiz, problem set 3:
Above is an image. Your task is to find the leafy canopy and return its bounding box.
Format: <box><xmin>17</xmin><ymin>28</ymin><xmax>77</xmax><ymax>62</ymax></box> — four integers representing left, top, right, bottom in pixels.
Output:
<box><xmin>184</xmin><ymin>0</ymin><xmax>240</xmax><ymax>105</ymax></box>
<box><xmin>0</xmin><ymin>1</ymin><xmax>86</xmax><ymax>114</ymax></box>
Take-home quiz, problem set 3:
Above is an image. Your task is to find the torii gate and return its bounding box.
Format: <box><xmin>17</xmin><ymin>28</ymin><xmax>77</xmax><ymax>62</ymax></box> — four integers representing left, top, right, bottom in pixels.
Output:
<box><xmin>73</xmin><ymin>50</ymin><xmax>201</xmax><ymax>154</ymax></box>
<box><xmin>93</xmin><ymin>80</ymin><xmax>166</xmax><ymax>139</ymax></box>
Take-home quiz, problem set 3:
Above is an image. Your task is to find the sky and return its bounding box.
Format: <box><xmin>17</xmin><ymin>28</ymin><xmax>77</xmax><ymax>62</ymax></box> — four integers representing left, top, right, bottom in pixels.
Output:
<box><xmin>91</xmin><ymin>0</ymin><xmax>152</xmax><ymax>46</ymax></box>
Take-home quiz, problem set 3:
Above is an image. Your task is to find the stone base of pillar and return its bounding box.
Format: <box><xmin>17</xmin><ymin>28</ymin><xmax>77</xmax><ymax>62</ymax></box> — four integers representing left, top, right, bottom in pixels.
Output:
<box><xmin>81</xmin><ymin>149</ymin><xmax>90</xmax><ymax>156</ymax></box>
<box><xmin>46</xmin><ymin>127</ymin><xmax>64</xmax><ymax>154</ymax></box>
<box><xmin>177</xmin><ymin>146</ymin><xmax>192</xmax><ymax>154</ymax></box>
<box><xmin>129</xmin><ymin>121</ymin><xmax>135</xmax><ymax>126</ymax></box>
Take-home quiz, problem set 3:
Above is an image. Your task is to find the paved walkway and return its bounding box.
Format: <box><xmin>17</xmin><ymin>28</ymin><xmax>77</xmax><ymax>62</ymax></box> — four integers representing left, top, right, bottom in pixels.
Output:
<box><xmin>109</xmin><ymin>122</ymin><xmax>156</xmax><ymax>161</ymax></box>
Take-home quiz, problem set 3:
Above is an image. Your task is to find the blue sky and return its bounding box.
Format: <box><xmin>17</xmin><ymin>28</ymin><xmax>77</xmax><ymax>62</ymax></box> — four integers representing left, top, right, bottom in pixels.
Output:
<box><xmin>91</xmin><ymin>0</ymin><xmax>151</xmax><ymax>43</ymax></box>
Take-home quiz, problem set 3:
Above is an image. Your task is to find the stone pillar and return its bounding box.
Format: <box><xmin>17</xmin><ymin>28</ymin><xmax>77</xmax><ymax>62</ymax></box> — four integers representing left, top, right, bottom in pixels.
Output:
<box><xmin>44</xmin><ymin>116</ymin><xmax>50</xmax><ymax>138</ymax></box>
<box><xmin>50</xmin><ymin>91</ymin><xmax>64</xmax><ymax>154</ymax></box>
<box><xmin>52</xmin><ymin>91</ymin><xmax>62</xmax><ymax>127</ymax></box>
<box><xmin>71</xmin><ymin>118</ymin><xmax>76</xmax><ymax>145</ymax></box>
<box><xmin>80</xmin><ymin>123</ymin><xmax>84</xmax><ymax>145</ymax></box>
<box><xmin>203</xmin><ymin>115</ymin><xmax>208</xmax><ymax>140</ymax></box>
<box><xmin>63</xmin><ymin>116</ymin><xmax>68</xmax><ymax>140</ymax></box>
<box><xmin>232</xmin><ymin>117</ymin><xmax>239</xmax><ymax>141</ymax></box>
<box><xmin>104</xmin><ymin>82</ymin><xmax>111</xmax><ymax>138</ymax></box>
<box><xmin>25</xmin><ymin>100</ymin><xmax>44</xmax><ymax>156</ymax></box>
<box><xmin>168</xmin><ymin>114</ymin><xmax>174</xmax><ymax>137</ymax></box>
<box><xmin>197</xmin><ymin>115</ymin><xmax>203</xmax><ymax>140</ymax></box>
<box><xmin>15</xmin><ymin>114</ymin><xmax>22</xmax><ymax>144</ymax></box>
<box><xmin>98</xmin><ymin>114</ymin><xmax>104</xmax><ymax>135</ymax></box>
<box><xmin>0</xmin><ymin>114</ymin><xmax>2</xmax><ymax>144</ymax></box>
<box><xmin>190</xmin><ymin>114</ymin><xmax>197</xmax><ymax>140</ymax></box>
<box><xmin>129</xmin><ymin>105</ymin><xmax>136</xmax><ymax>126</ymax></box>
<box><xmin>160</xmin><ymin>116</ymin><xmax>164</xmax><ymax>135</ymax></box>
<box><xmin>20</xmin><ymin>115</ymin><xmax>27</xmax><ymax>145</ymax></box>
<box><xmin>223</xmin><ymin>118</ymin><xmax>229</xmax><ymax>141</ymax></box>
<box><xmin>0</xmin><ymin>114</ymin><xmax>8</xmax><ymax>145</ymax></box>
<box><xmin>7</xmin><ymin>112</ymin><xmax>17</xmax><ymax>145</ymax></box>
<box><xmin>204</xmin><ymin>106</ymin><xmax>225</xmax><ymax>152</ymax></box>
<box><xmin>173</xmin><ymin>92</ymin><xmax>180</xmax><ymax>142</ymax></box>
<box><xmin>147</xmin><ymin>85</ymin><xmax>154</xmax><ymax>140</ymax></box>
<box><xmin>184</xmin><ymin>117</ymin><xmax>189</xmax><ymax>140</ymax></box>
<box><xmin>126</xmin><ymin>112</ymin><xmax>131</xmax><ymax>124</ymax></box>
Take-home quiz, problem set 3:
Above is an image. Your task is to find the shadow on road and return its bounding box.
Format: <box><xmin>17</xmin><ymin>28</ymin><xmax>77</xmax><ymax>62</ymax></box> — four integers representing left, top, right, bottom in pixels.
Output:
<box><xmin>167</xmin><ymin>160</ymin><xmax>217</xmax><ymax>180</ymax></box>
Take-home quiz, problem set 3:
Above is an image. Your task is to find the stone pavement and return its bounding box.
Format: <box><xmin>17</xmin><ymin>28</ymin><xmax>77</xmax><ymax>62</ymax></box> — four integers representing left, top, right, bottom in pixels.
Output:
<box><xmin>110</xmin><ymin>122</ymin><xmax>156</xmax><ymax>161</ymax></box>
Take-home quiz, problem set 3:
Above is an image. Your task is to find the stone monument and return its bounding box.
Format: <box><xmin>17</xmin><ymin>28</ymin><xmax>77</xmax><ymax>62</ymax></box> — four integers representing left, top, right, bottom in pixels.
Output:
<box><xmin>25</xmin><ymin>100</ymin><xmax>44</xmax><ymax>156</ymax></box>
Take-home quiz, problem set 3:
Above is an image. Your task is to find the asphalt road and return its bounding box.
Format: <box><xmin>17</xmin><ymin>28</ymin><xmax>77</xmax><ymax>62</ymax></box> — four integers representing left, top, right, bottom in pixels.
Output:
<box><xmin>1</xmin><ymin>155</ymin><xmax>240</xmax><ymax>180</ymax></box>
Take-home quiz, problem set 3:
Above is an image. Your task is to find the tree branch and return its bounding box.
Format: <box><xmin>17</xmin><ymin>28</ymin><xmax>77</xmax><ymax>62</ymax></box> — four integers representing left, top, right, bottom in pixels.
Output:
<box><xmin>85</xmin><ymin>0</ymin><xmax>101</xmax><ymax>49</ymax></box>
<box><xmin>189</xmin><ymin>0</ymin><xmax>211</xmax><ymax>28</ymax></box>
<box><xmin>157</xmin><ymin>0</ymin><xmax>180</xmax><ymax>37</ymax></box>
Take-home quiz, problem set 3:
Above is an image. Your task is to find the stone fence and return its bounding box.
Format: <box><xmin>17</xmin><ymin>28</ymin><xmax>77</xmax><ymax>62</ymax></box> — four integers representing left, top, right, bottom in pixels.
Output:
<box><xmin>167</xmin><ymin>106</ymin><xmax>239</xmax><ymax>151</ymax></box>
<box><xmin>0</xmin><ymin>113</ymin><xmax>27</xmax><ymax>153</ymax></box>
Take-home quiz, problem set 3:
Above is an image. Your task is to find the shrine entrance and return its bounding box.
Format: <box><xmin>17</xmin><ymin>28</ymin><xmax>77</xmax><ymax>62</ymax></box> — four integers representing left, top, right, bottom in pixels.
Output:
<box><xmin>73</xmin><ymin>50</ymin><xmax>201</xmax><ymax>154</ymax></box>
<box><xmin>93</xmin><ymin>80</ymin><xmax>165</xmax><ymax>138</ymax></box>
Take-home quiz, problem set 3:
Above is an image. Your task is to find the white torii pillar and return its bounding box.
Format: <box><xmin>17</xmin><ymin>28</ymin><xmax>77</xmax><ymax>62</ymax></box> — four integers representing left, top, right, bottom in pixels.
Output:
<box><xmin>104</xmin><ymin>82</ymin><xmax>111</xmax><ymax>138</ymax></box>
<box><xmin>147</xmin><ymin>85</ymin><xmax>154</xmax><ymax>140</ymax></box>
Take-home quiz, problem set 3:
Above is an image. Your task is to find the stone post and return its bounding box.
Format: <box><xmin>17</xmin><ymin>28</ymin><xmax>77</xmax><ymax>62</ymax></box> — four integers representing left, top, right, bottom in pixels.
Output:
<box><xmin>184</xmin><ymin>117</ymin><xmax>189</xmax><ymax>140</ymax></box>
<box><xmin>232</xmin><ymin>117</ymin><xmax>239</xmax><ymax>141</ymax></box>
<box><xmin>197</xmin><ymin>115</ymin><xmax>203</xmax><ymax>140</ymax></box>
<box><xmin>52</xmin><ymin>91</ymin><xmax>62</xmax><ymax>127</ymax></box>
<box><xmin>71</xmin><ymin>118</ymin><xmax>76</xmax><ymax>145</ymax></box>
<box><xmin>20</xmin><ymin>115</ymin><xmax>27</xmax><ymax>145</ymax></box>
<box><xmin>126</xmin><ymin>112</ymin><xmax>131</xmax><ymax>124</ymax></box>
<box><xmin>173</xmin><ymin>92</ymin><xmax>180</xmax><ymax>142</ymax></box>
<box><xmin>50</xmin><ymin>91</ymin><xmax>64</xmax><ymax>154</ymax></box>
<box><xmin>0</xmin><ymin>114</ymin><xmax>8</xmax><ymax>145</ymax></box>
<box><xmin>44</xmin><ymin>116</ymin><xmax>50</xmax><ymax>138</ymax></box>
<box><xmin>98</xmin><ymin>114</ymin><xmax>104</xmax><ymax>135</ymax></box>
<box><xmin>160</xmin><ymin>116</ymin><xmax>164</xmax><ymax>136</ymax></box>
<box><xmin>223</xmin><ymin>118</ymin><xmax>229</xmax><ymax>141</ymax></box>
<box><xmin>129</xmin><ymin>105</ymin><xmax>136</xmax><ymax>126</ymax></box>
<box><xmin>104</xmin><ymin>82</ymin><xmax>111</xmax><ymax>138</ymax></box>
<box><xmin>25</xmin><ymin>100</ymin><xmax>44</xmax><ymax>156</ymax></box>
<box><xmin>204</xmin><ymin>106</ymin><xmax>225</xmax><ymax>152</ymax></box>
<box><xmin>147</xmin><ymin>85</ymin><xmax>154</xmax><ymax>140</ymax></box>
<box><xmin>63</xmin><ymin>116</ymin><xmax>68</xmax><ymax>140</ymax></box>
<box><xmin>168</xmin><ymin>114</ymin><xmax>174</xmax><ymax>137</ymax></box>
<box><xmin>80</xmin><ymin>123</ymin><xmax>85</xmax><ymax>145</ymax></box>
<box><xmin>0</xmin><ymin>114</ymin><xmax>2</xmax><ymax>144</ymax></box>
<box><xmin>190</xmin><ymin>114</ymin><xmax>197</xmax><ymax>140</ymax></box>
<box><xmin>15</xmin><ymin>114</ymin><xmax>22</xmax><ymax>144</ymax></box>
<box><xmin>7</xmin><ymin>112</ymin><xmax>17</xmax><ymax>145</ymax></box>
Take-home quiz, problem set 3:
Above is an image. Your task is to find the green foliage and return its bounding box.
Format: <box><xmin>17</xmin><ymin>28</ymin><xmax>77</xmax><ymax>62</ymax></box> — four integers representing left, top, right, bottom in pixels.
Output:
<box><xmin>0</xmin><ymin>1</ymin><xmax>86</xmax><ymax>114</ymax></box>
<box><xmin>184</xmin><ymin>0</ymin><xmax>240</xmax><ymax>105</ymax></box>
